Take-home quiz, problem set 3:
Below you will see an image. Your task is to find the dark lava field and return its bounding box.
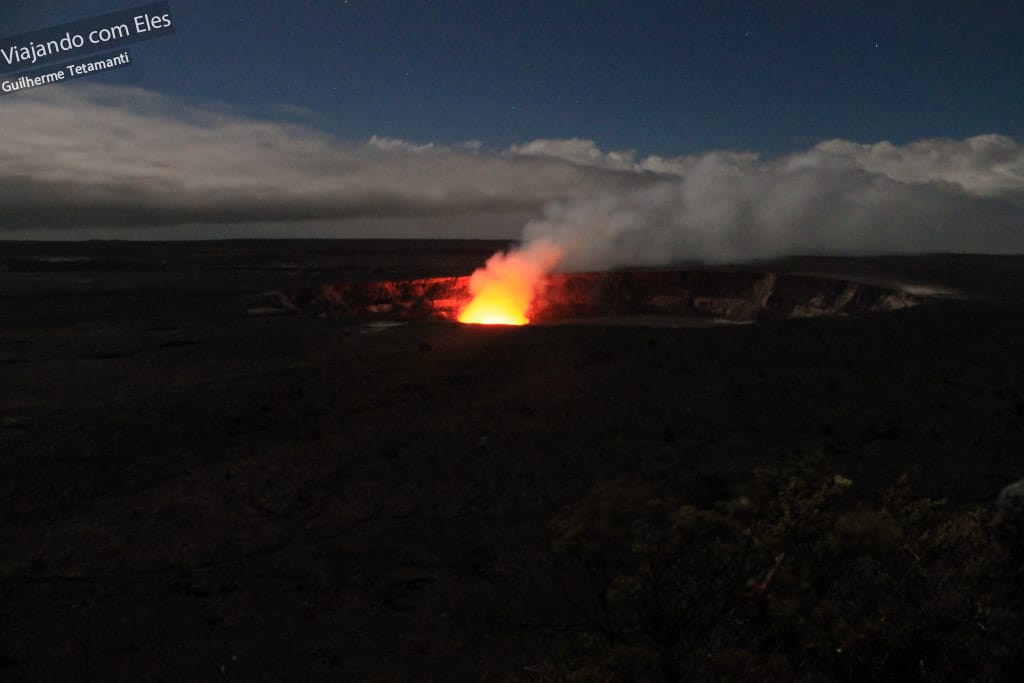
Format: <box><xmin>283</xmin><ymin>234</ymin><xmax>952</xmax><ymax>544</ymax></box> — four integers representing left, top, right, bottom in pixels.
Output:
<box><xmin>1</xmin><ymin>240</ymin><xmax>1023</xmax><ymax>681</ymax></box>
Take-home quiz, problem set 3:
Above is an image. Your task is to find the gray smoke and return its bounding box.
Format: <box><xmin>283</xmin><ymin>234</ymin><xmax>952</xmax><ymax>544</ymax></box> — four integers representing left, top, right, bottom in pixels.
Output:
<box><xmin>518</xmin><ymin>138</ymin><xmax>1024</xmax><ymax>272</ymax></box>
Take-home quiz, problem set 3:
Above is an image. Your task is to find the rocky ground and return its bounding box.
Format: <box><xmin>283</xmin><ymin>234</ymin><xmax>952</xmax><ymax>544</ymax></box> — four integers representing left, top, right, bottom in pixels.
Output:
<box><xmin>1</xmin><ymin>241</ymin><xmax>1022</xmax><ymax>681</ymax></box>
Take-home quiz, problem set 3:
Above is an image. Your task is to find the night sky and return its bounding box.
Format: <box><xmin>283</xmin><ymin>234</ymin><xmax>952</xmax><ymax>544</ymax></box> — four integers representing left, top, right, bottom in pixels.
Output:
<box><xmin>4</xmin><ymin>1</ymin><xmax>1022</xmax><ymax>156</ymax></box>
<box><xmin>2</xmin><ymin>2</ymin><xmax>1023</xmax><ymax>243</ymax></box>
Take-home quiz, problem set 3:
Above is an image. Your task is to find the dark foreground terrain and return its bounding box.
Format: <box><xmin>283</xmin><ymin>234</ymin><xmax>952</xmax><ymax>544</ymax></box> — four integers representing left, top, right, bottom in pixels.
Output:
<box><xmin>1</xmin><ymin>240</ymin><xmax>1023</xmax><ymax>681</ymax></box>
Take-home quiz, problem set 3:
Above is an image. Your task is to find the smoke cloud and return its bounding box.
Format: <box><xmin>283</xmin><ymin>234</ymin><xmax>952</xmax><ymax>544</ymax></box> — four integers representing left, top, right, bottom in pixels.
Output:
<box><xmin>521</xmin><ymin>143</ymin><xmax>1024</xmax><ymax>273</ymax></box>
<box><xmin>455</xmin><ymin>138</ymin><xmax>1023</xmax><ymax>321</ymax></box>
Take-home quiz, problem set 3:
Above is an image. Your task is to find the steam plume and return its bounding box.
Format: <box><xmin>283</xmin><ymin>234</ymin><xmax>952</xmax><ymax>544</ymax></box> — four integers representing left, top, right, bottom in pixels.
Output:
<box><xmin>459</xmin><ymin>136</ymin><xmax>1024</xmax><ymax>318</ymax></box>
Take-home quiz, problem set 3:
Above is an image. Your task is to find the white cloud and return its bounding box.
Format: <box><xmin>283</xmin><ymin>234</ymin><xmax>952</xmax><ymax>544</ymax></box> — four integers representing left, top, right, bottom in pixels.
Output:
<box><xmin>812</xmin><ymin>135</ymin><xmax>1024</xmax><ymax>199</ymax></box>
<box><xmin>366</xmin><ymin>135</ymin><xmax>437</xmax><ymax>153</ymax></box>
<box><xmin>506</xmin><ymin>137</ymin><xmax>640</xmax><ymax>171</ymax></box>
<box><xmin>522</xmin><ymin>142</ymin><xmax>1024</xmax><ymax>271</ymax></box>
<box><xmin>2</xmin><ymin>83</ymin><xmax>1022</xmax><ymax>263</ymax></box>
<box><xmin>0</xmin><ymin>84</ymin><xmax>647</xmax><ymax>229</ymax></box>
<box><xmin>504</xmin><ymin>137</ymin><xmax>765</xmax><ymax>178</ymax></box>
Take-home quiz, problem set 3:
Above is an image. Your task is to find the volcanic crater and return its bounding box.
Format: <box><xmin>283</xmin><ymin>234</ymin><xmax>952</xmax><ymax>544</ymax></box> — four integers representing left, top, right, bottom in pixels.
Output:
<box><xmin>294</xmin><ymin>269</ymin><xmax>922</xmax><ymax>324</ymax></box>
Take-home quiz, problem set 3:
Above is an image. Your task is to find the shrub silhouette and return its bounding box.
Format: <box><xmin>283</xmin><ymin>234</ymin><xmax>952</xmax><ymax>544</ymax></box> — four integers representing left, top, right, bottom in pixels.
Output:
<box><xmin>538</xmin><ymin>465</ymin><xmax>1004</xmax><ymax>682</ymax></box>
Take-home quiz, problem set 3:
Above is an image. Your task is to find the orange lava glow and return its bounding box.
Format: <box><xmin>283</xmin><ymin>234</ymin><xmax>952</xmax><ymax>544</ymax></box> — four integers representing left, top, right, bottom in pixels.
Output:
<box><xmin>457</xmin><ymin>294</ymin><xmax>530</xmax><ymax>325</ymax></box>
<box><xmin>456</xmin><ymin>242</ymin><xmax>564</xmax><ymax>326</ymax></box>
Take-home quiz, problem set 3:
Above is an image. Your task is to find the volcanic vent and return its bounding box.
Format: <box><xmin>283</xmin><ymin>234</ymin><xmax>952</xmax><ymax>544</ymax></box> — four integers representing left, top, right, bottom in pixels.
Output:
<box><xmin>294</xmin><ymin>269</ymin><xmax>920</xmax><ymax>324</ymax></box>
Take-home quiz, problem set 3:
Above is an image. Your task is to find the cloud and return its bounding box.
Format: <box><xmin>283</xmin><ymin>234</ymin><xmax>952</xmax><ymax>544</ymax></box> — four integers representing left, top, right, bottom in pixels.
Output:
<box><xmin>504</xmin><ymin>136</ymin><xmax>718</xmax><ymax>176</ymax></box>
<box><xmin>521</xmin><ymin>142</ymin><xmax>1024</xmax><ymax>272</ymax></box>
<box><xmin>1</xmin><ymin>82</ymin><xmax>1022</xmax><ymax>263</ymax></box>
<box><xmin>0</xmin><ymin>84</ymin><xmax>648</xmax><ymax>230</ymax></box>
<box><xmin>811</xmin><ymin>135</ymin><xmax>1024</xmax><ymax>199</ymax></box>
<box><xmin>365</xmin><ymin>135</ymin><xmax>437</xmax><ymax>153</ymax></box>
<box><xmin>506</xmin><ymin>138</ymin><xmax>641</xmax><ymax>172</ymax></box>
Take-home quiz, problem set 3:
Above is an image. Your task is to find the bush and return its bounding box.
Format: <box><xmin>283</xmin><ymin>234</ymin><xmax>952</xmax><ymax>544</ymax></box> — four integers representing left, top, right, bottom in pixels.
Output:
<box><xmin>537</xmin><ymin>465</ymin><xmax>1003</xmax><ymax>682</ymax></box>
